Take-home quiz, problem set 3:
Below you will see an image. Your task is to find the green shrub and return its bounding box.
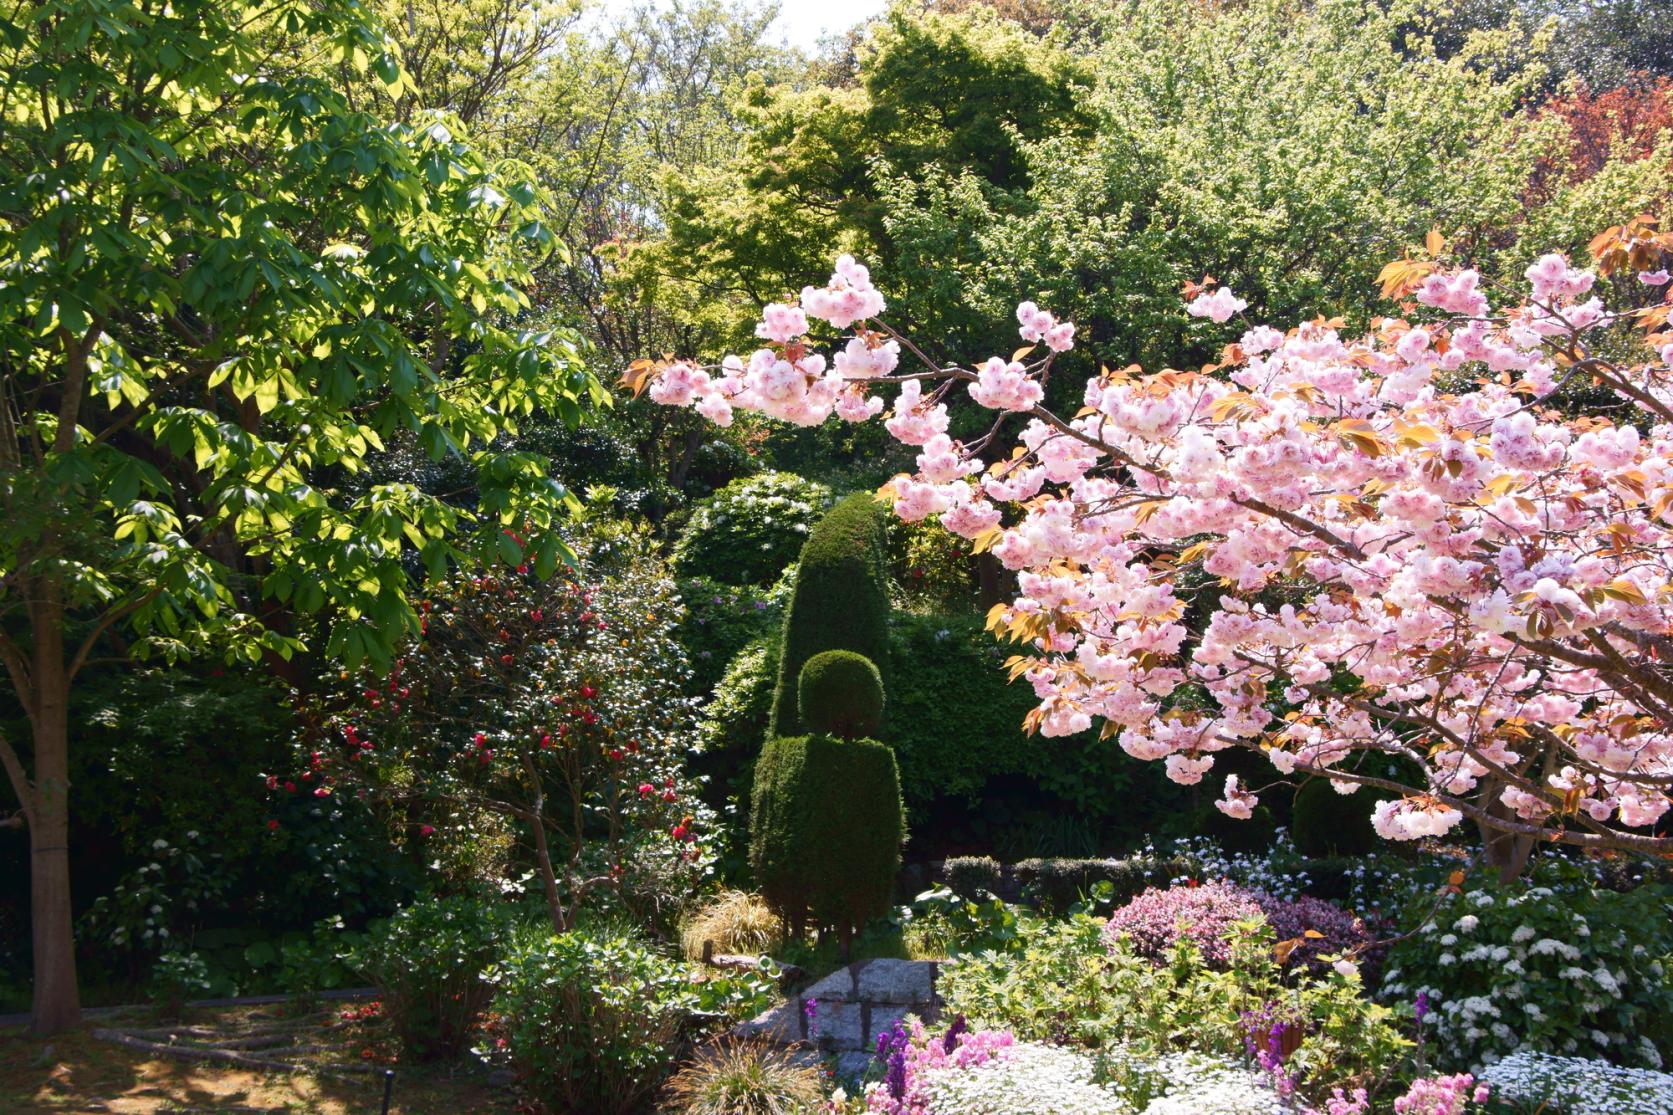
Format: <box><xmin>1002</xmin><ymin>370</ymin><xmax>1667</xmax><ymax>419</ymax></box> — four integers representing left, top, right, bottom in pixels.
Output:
<box><xmin>941</xmin><ymin>914</ymin><xmax>1410</xmax><ymax>1101</ymax></box>
<box><xmin>797</xmin><ymin>650</ymin><xmax>884</xmax><ymax>739</ymax></box>
<box><xmin>1382</xmin><ymin>863</ymin><xmax>1673</xmax><ymax>1070</ymax></box>
<box><xmin>677</xmin><ymin>575</ymin><xmax>790</xmax><ymax>697</ymax></box>
<box><xmin>1015</xmin><ymin>856</ymin><xmax>1195</xmax><ymax>915</ymax></box>
<box><xmin>357</xmin><ymin>893</ymin><xmax>518</xmax><ymax>1061</ymax></box>
<box><xmin>487</xmin><ymin>931</ymin><xmax>774</xmax><ymax>1115</ymax></box>
<box><xmin>943</xmin><ymin>856</ymin><xmax>1005</xmax><ymax>899</ymax></box>
<box><xmin>768</xmin><ymin>494</ymin><xmax>891</xmax><ymax>738</ymax></box>
<box><xmin>1291</xmin><ymin>775</ymin><xmax>1382</xmax><ymax>857</ymax></box>
<box><xmin>699</xmin><ymin>637</ymin><xmax>780</xmax><ymax>760</ymax></box>
<box><xmin>148</xmin><ymin>950</ymin><xmax>213</xmax><ymax>1019</ymax></box>
<box><xmin>749</xmin><ymin>734</ymin><xmax>904</xmax><ymax>940</ymax></box>
<box><xmin>672</xmin><ymin>472</ymin><xmax>831</xmax><ymax>587</ymax></box>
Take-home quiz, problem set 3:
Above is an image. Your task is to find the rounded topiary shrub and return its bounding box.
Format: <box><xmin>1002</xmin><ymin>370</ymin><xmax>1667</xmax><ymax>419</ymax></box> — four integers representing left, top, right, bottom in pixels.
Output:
<box><xmin>797</xmin><ymin>650</ymin><xmax>884</xmax><ymax>740</ymax></box>
<box><xmin>768</xmin><ymin>493</ymin><xmax>891</xmax><ymax>737</ymax></box>
<box><xmin>749</xmin><ymin>734</ymin><xmax>904</xmax><ymax>942</ymax></box>
<box><xmin>1291</xmin><ymin>775</ymin><xmax>1381</xmax><ymax>857</ymax></box>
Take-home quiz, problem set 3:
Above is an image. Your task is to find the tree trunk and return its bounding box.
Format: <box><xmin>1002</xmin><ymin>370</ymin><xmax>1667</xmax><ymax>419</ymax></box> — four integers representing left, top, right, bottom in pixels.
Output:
<box><xmin>27</xmin><ymin>602</ymin><xmax>80</xmax><ymax>1034</ymax></box>
<box><xmin>1477</xmin><ymin>780</ymin><xmax>1537</xmax><ymax>883</ymax></box>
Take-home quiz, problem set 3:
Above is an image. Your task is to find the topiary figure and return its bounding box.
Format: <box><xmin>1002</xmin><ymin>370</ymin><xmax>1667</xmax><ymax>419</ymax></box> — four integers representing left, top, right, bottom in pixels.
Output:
<box><xmin>749</xmin><ymin>734</ymin><xmax>904</xmax><ymax>949</ymax></box>
<box><xmin>798</xmin><ymin>650</ymin><xmax>885</xmax><ymax>740</ymax></box>
<box><xmin>768</xmin><ymin>493</ymin><xmax>891</xmax><ymax>737</ymax></box>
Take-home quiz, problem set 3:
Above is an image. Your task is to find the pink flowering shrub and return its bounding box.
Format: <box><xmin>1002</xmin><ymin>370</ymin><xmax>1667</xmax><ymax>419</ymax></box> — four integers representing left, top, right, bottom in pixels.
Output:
<box><xmin>1103</xmin><ymin>881</ymin><xmax>1264</xmax><ymax>967</ymax></box>
<box><xmin>1391</xmin><ymin>1072</ymin><xmax>1490</xmax><ymax>1115</ymax></box>
<box><xmin>865</xmin><ymin>1017</ymin><xmax>1015</xmax><ymax>1115</ymax></box>
<box><xmin>1105</xmin><ymin>881</ymin><xmax>1372</xmax><ymax>971</ymax></box>
<box><xmin>1255</xmin><ymin>893</ymin><xmax>1375</xmax><ymax>974</ymax></box>
<box><xmin>633</xmin><ymin>221</ymin><xmax>1673</xmax><ymax>861</ymax></box>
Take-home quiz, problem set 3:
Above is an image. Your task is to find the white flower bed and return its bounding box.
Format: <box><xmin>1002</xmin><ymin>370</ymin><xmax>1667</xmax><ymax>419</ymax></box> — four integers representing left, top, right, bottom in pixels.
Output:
<box><xmin>923</xmin><ymin>1042</ymin><xmax>1133</xmax><ymax>1115</ymax></box>
<box><xmin>1480</xmin><ymin>1052</ymin><xmax>1673</xmax><ymax>1115</ymax></box>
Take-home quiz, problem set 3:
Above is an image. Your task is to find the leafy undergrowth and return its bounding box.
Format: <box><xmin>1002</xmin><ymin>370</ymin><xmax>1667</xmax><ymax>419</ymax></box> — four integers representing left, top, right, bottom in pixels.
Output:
<box><xmin>0</xmin><ymin>1004</ymin><xmax>511</xmax><ymax>1114</ymax></box>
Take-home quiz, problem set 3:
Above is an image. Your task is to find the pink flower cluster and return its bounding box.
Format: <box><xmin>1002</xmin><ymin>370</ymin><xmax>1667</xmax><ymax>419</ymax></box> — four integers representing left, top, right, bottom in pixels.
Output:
<box><xmin>641</xmin><ymin>247</ymin><xmax>1673</xmax><ymax>858</ymax></box>
<box><xmin>864</xmin><ymin>1019</ymin><xmax>1015</xmax><ymax>1115</ymax></box>
<box><xmin>1392</xmin><ymin>1073</ymin><xmax>1489</xmax><ymax>1115</ymax></box>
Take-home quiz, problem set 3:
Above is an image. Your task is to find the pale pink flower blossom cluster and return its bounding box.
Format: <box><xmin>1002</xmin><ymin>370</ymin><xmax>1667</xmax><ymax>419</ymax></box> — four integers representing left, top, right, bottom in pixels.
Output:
<box><xmin>642</xmin><ymin>248</ymin><xmax>1673</xmax><ymax>857</ymax></box>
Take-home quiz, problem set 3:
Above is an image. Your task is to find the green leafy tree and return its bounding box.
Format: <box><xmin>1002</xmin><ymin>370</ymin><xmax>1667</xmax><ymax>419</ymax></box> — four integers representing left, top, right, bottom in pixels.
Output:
<box><xmin>0</xmin><ymin>0</ymin><xmax>600</xmax><ymax>1033</ymax></box>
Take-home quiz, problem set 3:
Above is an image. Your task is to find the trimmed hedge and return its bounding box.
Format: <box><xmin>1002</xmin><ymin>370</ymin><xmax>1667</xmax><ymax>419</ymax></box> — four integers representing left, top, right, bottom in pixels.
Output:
<box><xmin>942</xmin><ymin>856</ymin><xmax>1004</xmax><ymax>899</ymax></box>
<box><xmin>798</xmin><ymin>650</ymin><xmax>884</xmax><ymax>740</ymax></box>
<box><xmin>1014</xmin><ymin>856</ymin><xmax>1195</xmax><ymax>914</ymax></box>
<box><xmin>768</xmin><ymin>494</ymin><xmax>891</xmax><ymax>738</ymax></box>
<box><xmin>671</xmin><ymin>471</ymin><xmax>831</xmax><ymax>587</ymax></box>
<box><xmin>749</xmin><ymin>734</ymin><xmax>904</xmax><ymax>940</ymax></box>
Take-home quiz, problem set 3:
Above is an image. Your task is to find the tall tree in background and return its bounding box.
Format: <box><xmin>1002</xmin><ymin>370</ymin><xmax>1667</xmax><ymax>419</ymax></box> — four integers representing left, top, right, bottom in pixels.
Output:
<box><xmin>0</xmin><ymin>0</ymin><xmax>598</xmax><ymax>1033</ymax></box>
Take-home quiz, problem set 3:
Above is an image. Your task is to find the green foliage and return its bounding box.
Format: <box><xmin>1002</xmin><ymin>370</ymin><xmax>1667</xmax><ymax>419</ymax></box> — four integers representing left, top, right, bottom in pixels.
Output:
<box><xmin>900</xmin><ymin>887</ymin><xmax>1038</xmax><ymax>960</ymax></box>
<box><xmin>1015</xmin><ymin>856</ymin><xmax>1197</xmax><ymax>917</ymax></box>
<box><xmin>943</xmin><ymin>856</ymin><xmax>1005</xmax><ymax>900</ymax></box>
<box><xmin>699</xmin><ymin>636</ymin><xmax>780</xmax><ymax>760</ymax></box>
<box><xmin>748</xmin><ymin>735</ymin><xmax>904</xmax><ymax>937</ymax></box>
<box><xmin>643</xmin><ymin>6</ymin><xmax>1093</xmax><ymax>352</ymax></box>
<box><xmin>885</xmin><ymin>611</ymin><xmax>1189</xmax><ymax>841</ymax></box>
<box><xmin>0</xmin><ymin>0</ymin><xmax>603</xmax><ymax>676</ymax></box>
<box><xmin>1291</xmin><ymin>777</ymin><xmax>1383</xmax><ymax>858</ymax></box>
<box><xmin>796</xmin><ymin>650</ymin><xmax>885</xmax><ymax>740</ymax></box>
<box><xmin>485</xmin><ymin>930</ymin><xmax>774</xmax><ymax>1115</ymax></box>
<box><xmin>1383</xmin><ymin>863</ymin><xmax>1673</xmax><ymax>1069</ymax></box>
<box><xmin>357</xmin><ymin>892</ymin><xmax>519</xmax><ymax>1061</ymax></box>
<box><xmin>672</xmin><ymin>472</ymin><xmax>831</xmax><ymax>587</ymax></box>
<box><xmin>677</xmin><ymin>575</ymin><xmax>791</xmax><ymax>698</ymax></box>
<box><xmin>942</xmin><ymin>915</ymin><xmax>1412</xmax><ymax>1103</ymax></box>
<box><xmin>148</xmin><ymin>951</ymin><xmax>213</xmax><ymax>1020</ymax></box>
<box><xmin>887</xmin><ymin>516</ymin><xmax>980</xmax><ymax>610</ymax></box>
<box><xmin>768</xmin><ymin>494</ymin><xmax>891</xmax><ymax>738</ymax></box>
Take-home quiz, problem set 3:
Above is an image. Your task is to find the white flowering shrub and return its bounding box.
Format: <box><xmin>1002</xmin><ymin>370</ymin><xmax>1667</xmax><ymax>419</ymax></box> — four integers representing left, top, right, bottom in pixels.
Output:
<box><xmin>1480</xmin><ymin>1051</ymin><xmax>1673</xmax><ymax>1115</ymax></box>
<box><xmin>921</xmin><ymin>1042</ymin><xmax>1135</xmax><ymax>1115</ymax></box>
<box><xmin>1382</xmin><ymin>865</ymin><xmax>1673</xmax><ymax>1071</ymax></box>
<box><xmin>670</xmin><ymin>471</ymin><xmax>831</xmax><ymax>586</ymax></box>
<box><xmin>1102</xmin><ymin>1050</ymin><xmax>1287</xmax><ymax>1115</ymax></box>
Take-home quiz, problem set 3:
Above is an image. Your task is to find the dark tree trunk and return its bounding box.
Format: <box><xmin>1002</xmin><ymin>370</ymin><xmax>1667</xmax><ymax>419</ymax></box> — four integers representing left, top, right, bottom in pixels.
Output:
<box><xmin>27</xmin><ymin>589</ymin><xmax>80</xmax><ymax>1034</ymax></box>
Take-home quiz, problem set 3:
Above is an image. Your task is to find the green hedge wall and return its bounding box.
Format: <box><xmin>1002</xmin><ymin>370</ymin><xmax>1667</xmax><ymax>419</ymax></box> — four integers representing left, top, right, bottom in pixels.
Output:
<box><xmin>767</xmin><ymin>493</ymin><xmax>891</xmax><ymax>738</ymax></box>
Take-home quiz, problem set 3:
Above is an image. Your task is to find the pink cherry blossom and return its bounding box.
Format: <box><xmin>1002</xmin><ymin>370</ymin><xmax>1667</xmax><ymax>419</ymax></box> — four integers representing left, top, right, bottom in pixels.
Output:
<box><xmin>639</xmin><ymin>251</ymin><xmax>1673</xmax><ymax>860</ymax></box>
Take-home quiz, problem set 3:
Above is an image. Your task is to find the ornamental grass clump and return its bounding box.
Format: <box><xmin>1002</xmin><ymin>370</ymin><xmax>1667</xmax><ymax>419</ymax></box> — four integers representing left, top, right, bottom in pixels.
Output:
<box><xmin>681</xmin><ymin>890</ymin><xmax>783</xmax><ymax>961</ymax></box>
<box><xmin>664</xmin><ymin>1040</ymin><xmax>825</xmax><ymax>1115</ymax></box>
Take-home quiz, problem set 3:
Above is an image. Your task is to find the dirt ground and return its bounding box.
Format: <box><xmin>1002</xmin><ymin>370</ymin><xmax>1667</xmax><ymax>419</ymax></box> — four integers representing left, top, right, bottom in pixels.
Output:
<box><xmin>0</xmin><ymin>1008</ymin><xmax>513</xmax><ymax>1114</ymax></box>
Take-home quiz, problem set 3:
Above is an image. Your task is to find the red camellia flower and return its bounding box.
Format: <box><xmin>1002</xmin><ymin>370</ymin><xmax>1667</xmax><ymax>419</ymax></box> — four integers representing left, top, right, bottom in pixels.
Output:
<box><xmin>500</xmin><ymin>654</ymin><xmax>514</xmax><ymax>666</ymax></box>
<box><xmin>661</xmin><ymin>789</ymin><xmax>677</xmax><ymax>803</ymax></box>
<box><xmin>579</xmin><ymin>685</ymin><xmax>597</xmax><ymax>699</ymax></box>
<box><xmin>267</xmin><ymin>819</ymin><xmax>280</xmax><ymax>831</ymax></box>
<box><xmin>608</xmin><ymin>748</ymin><xmax>623</xmax><ymax>762</ymax></box>
<box><xmin>638</xmin><ymin>783</ymin><xmax>654</xmax><ymax>797</ymax></box>
<box><xmin>419</xmin><ymin>824</ymin><xmax>435</xmax><ymax>837</ymax></box>
<box><xmin>474</xmin><ymin>732</ymin><xmax>487</xmax><ymax>747</ymax></box>
<box><xmin>284</xmin><ymin>781</ymin><xmax>296</xmax><ymax>793</ymax></box>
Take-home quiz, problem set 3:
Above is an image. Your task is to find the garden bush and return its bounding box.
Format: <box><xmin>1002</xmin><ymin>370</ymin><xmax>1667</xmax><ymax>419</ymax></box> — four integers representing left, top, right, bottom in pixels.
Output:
<box><xmin>148</xmin><ymin>951</ymin><xmax>212</xmax><ymax>1020</ymax></box>
<box><xmin>677</xmin><ymin>575</ymin><xmax>789</xmax><ymax>697</ymax></box>
<box><xmin>356</xmin><ymin>892</ymin><xmax>518</xmax><ymax>1061</ymax></box>
<box><xmin>1382</xmin><ymin>865</ymin><xmax>1673</xmax><ymax>1070</ymax></box>
<box><xmin>487</xmin><ymin>930</ymin><xmax>772</xmax><ymax>1115</ymax></box>
<box><xmin>671</xmin><ymin>472</ymin><xmax>830</xmax><ymax>587</ymax></box>
<box><xmin>1016</xmin><ymin>856</ymin><xmax>1195</xmax><ymax>915</ymax></box>
<box><xmin>768</xmin><ymin>493</ymin><xmax>891</xmax><ymax>737</ymax></box>
<box><xmin>1104</xmin><ymin>881</ymin><xmax>1372</xmax><ymax>975</ymax></box>
<box><xmin>748</xmin><ymin>734</ymin><xmax>903</xmax><ymax>940</ymax></box>
<box><xmin>942</xmin><ymin>856</ymin><xmax>1005</xmax><ymax>900</ymax></box>
<box><xmin>796</xmin><ymin>649</ymin><xmax>884</xmax><ymax>739</ymax></box>
<box><xmin>938</xmin><ymin>913</ymin><xmax>1409</xmax><ymax>1102</ymax></box>
<box><xmin>663</xmin><ymin>1039</ymin><xmax>824</xmax><ymax>1115</ymax></box>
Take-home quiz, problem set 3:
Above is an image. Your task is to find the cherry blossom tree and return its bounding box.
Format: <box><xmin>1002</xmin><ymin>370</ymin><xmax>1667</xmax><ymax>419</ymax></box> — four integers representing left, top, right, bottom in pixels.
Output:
<box><xmin>628</xmin><ymin>219</ymin><xmax>1673</xmax><ymax>877</ymax></box>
